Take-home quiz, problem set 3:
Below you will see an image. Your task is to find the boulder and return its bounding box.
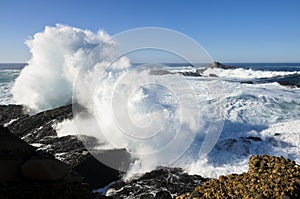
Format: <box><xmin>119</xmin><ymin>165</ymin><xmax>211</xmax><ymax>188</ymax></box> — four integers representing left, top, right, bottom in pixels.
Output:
<box><xmin>75</xmin><ymin>149</ymin><xmax>131</xmax><ymax>189</ymax></box>
<box><xmin>21</xmin><ymin>158</ymin><xmax>69</xmax><ymax>181</ymax></box>
<box><xmin>0</xmin><ymin>126</ymin><xmax>36</xmax><ymax>182</ymax></box>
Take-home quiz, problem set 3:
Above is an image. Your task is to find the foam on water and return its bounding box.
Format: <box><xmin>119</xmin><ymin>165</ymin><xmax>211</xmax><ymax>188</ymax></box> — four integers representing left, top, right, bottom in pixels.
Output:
<box><xmin>0</xmin><ymin>70</ymin><xmax>21</xmax><ymax>104</ymax></box>
<box><xmin>9</xmin><ymin>24</ymin><xmax>300</xmax><ymax>180</ymax></box>
<box><xmin>202</xmin><ymin>67</ymin><xmax>300</xmax><ymax>79</ymax></box>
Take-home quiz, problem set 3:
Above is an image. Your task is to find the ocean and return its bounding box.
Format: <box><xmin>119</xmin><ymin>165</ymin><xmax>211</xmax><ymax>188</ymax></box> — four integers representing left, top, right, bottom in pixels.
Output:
<box><xmin>1</xmin><ymin>62</ymin><xmax>300</xmax><ymax>178</ymax></box>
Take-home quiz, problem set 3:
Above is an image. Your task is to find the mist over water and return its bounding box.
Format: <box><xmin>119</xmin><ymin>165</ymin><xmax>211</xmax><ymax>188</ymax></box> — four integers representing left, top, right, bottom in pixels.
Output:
<box><xmin>11</xmin><ymin>25</ymin><xmax>219</xmax><ymax>177</ymax></box>
<box><xmin>9</xmin><ymin>24</ymin><xmax>300</xmax><ymax>179</ymax></box>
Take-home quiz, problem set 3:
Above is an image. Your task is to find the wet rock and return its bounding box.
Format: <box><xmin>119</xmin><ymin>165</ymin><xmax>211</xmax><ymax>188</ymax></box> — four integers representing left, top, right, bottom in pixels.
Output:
<box><xmin>205</xmin><ymin>61</ymin><xmax>236</xmax><ymax>70</ymax></box>
<box><xmin>245</xmin><ymin>136</ymin><xmax>262</xmax><ymax>142</ymax></box>
<box><xmin>7</xmin><ymin>104</ymin><xmax>73</xmax><ymax>138</ymax></box>
<box><xmin>154</xmin><ymin>190</ymin><xmax>172</xmax><ymax>199</ymax></box>
<box><xmin>107</xmin><ymin>167</ymin><xmax>208</xmax><ymax>198</ymax></box>
<box><xmin>0</xmin><ymin>105</ymin><xmax>128</xmax><ymax>190</ymax></box>
<box><xmin>208</xmin><ymin>74</ymin><xmax>218</xmax><ymax>77</ymax></box>
<box><xmin>0</xmin><ymin>104</ymin><xmax>26</xmax><ymax>126</ymax></box>
<box><xmin>241</xmin><ymin>80</ymin><xmax>254</xmax><ymax>84</ymax></box>
<box><xmin>178</xmin><ymin>71</ymin><xmax>202</xmax><ymax>77</ymax></box>
<box><xmin>21</xmin><ymin>158</ymin><xmax>69</xmax><ymax>181</ymax></box>
<box><xmin>75</xmin><ymin>150</ymin><xmax>130</xmax><ymax>189</ymax></box>
<box><xmin>278</xmin><ymin>80</ymin><xmax>300</xmax><ymax>88</ymax></box>
<box><xmin>0</xmin><ymin>126</ymin><xmax>102</xmax><ymax>198</ymax></box>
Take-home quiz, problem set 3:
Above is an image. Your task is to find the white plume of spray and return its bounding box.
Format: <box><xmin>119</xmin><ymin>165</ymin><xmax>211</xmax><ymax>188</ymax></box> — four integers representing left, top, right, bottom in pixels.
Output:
<box><xmin>12</xmin><ymin>25</ymin><xmax>223</xmax><ymax>180</ymax></box>
<box><xmin>12</xmin><ymin>24</ymin><xmax>128</xmax><ymax>112</ymax></box>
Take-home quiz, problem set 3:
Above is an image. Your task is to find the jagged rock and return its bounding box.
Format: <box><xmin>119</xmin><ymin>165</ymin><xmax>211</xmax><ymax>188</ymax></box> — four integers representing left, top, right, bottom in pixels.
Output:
<box><xmin>177</xmin><ymin>155</ymin><xmax>300</xmax><ymax>199</ymax></box>
<box><xmin>8</xmin><ymin>104</ymin><xmax>73</xmax><ymax>139</ymax></box>
<box><xmin>0</xmin><ymin>105</ymin><xmax>128</xmax><ymax>190</ymax></box>
<box><xmin>106</xmin><ymin>167</ymin><xmax>208</xmax><ymax>198</ymax></box>
<box><xmin>177</xmin><ymin>71</ymin><xmax>202</xmax><ymax>77</ymax></box>
<box><xmin>0</xmin><ymin>104</ymin><xmax>26</xmax><ymax>126</ymax></box>
<box><xmin>206</xmin><ymin>61</ymin><xmax>236</xmax><ymax>70</ymax></box>
<box><xmin>0</xmin><ymin>126</ymin><xmax>104</xmax><ymax>198</ymax></box>
<box><xmin>21</xmin><ymin>159</ymin><xmax>69</xmax><ymax>181</ymax></box>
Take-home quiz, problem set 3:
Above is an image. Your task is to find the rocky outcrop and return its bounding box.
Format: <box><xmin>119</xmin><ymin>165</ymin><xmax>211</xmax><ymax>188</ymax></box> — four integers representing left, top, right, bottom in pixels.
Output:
<box><xmin>0</xmin><ymin>104</ymin><xmax>26</xmax><ymax>126</ymax></box>
<box><xmin>0</xmin><ymin>126</ymin><xmax>103</xmax><ymax>198</ymax></box>
<box><xmin>0</xmin><ymin>105</ymin><xmax>128</xmax><ymax>190</ymax></box>
<box><xmin>177</xmin><ymin>155</ymin><xmax>300</xmax><ymax>199</ymax></box>
<box><xmin>205</xmin><ymin>61</ymin><xmax>236</xmax><ymax>70</ymax></box>
<box><xmin>178</xmin><ymin>70</ymin><xmax>202</xmax><ymax>77</ymax></box>
<box><xmin>106</xmin><ymin>167</ymin><xmax>208</xmax><ymax>198</ymax></box>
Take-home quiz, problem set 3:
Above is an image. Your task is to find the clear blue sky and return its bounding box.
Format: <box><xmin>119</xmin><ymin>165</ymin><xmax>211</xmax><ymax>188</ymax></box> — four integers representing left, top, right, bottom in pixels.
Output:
<box><xmin>1</xmin><ymin>0</ymin><xmax>300</xmax><ymax>63</ymax></box>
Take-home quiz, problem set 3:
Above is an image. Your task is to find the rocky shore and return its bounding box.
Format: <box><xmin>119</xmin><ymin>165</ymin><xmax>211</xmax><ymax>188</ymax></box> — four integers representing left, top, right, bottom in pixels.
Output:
<box><xmin>149</xmin><ymin>61</ymin><xmax>300</xmax><ymax>88</ymax></box>
<box><xmin>177</xmin><ymin>155</ymin><xmax>300</xmax><ymax>199</ymax></box>
<box><xmin>1</xmin><ymin>104</ymin><xmax>300</xmax><ymax>198</ymax></box>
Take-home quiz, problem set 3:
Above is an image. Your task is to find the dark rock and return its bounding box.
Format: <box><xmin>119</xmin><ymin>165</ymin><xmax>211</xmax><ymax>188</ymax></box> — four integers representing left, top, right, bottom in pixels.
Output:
<box><xmin>0</xmin><ymin>126</ymin><xmax>101</xmax><ymax>198</ymax></box>
<box><xmin>7</xmin><ymin>104</ymin><xmax>73</xmax><ymax>138</ymax></box>
<box><xmin>154</xmin><ymin>190</ymin><xmax>172</xmax><ymax>199</ymax></box>
<box><xmin>257</xmin><ymin>74</ymin><xmax>300</xmax><ymax>88</ymax></box>
<box><xmin>278</xmin><ymin>80</ymin><xmax>300</xmax><ymax>88</ymax></box>
<box><xmin>215</xmin><ymin>138</ymin><xmax>250</xmax><ymax>156</ymax></box>
<box><xmin>245</xmin><ymin>136</ymin><xmax>262</xmax><ymax>142</ymax></box>
<box><xmin>206</xmin><ymin>61</ymin><xmax>236</xmax><ymax>70</ymax></box>
<box><xmin>21</xmin><ymin>158</ymin><xmax>69</xmax><ymax>181</ymax></box>
<box><xmin>0</xmin><ymin>126</ymin><xmax>36</xmax><ymax>182</ymax></box>
<box><xmin>0</xmin><ymin>104</ymin><xmax>26</xmax><ymax>126</ymax></box>
<box><xmin>74</xmin><ymin>150</ymin><xmax>130</xmax><ymax>189</ymax></box>
<box><xmin>107</xmin><ymin>167</ymin><xmax>207</xmax><ymax>198</ymax></box>
<box><xmin>241</xmin><ymin>81</ymin><xmax>254</xmax><ymax>84</ymax></box>
<box><xmin>209</xmin><ymin>74</ymin><xmax>218</xmax><ymax>77</ymax></box>
<box><xmin>0</xmin><ymin>105</ymin><xmax>129</xmax><ymax>190</ymax></box>
<box><xmin>177</xmin><ymin>71</ymin><xmax>202</xmax><ymax>77</ymax></box>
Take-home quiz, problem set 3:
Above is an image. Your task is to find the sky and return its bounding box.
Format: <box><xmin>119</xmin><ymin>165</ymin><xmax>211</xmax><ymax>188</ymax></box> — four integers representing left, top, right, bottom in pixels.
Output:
<box><xmin>0</xmin><ymin>0</ymin><xmax>300</xmax><ymax>63</ymax></box>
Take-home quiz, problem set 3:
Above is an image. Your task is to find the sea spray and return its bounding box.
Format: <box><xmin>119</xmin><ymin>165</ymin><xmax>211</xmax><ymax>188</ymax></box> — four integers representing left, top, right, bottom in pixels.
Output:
<box><xmin>13</xmin><ymin>24</ymin><xmax>300</xmax><ymax>180</ymax></box>
<box><xmin>12</xmin><ymin>24</ymin><xmax>125</xmax><ymax>112</ymax></box>
<box><xmin>13</xmin><ymin>25</ymin><xmax>224</xmax><ymax>178</ymax></box>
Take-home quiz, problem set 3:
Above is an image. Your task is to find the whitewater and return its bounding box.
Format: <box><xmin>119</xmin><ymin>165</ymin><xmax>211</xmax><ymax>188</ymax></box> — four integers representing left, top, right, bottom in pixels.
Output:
<box><xmin>1</xmin><ymin>24</ymin><xmax>300</xmax><ymax>180</ymax></box>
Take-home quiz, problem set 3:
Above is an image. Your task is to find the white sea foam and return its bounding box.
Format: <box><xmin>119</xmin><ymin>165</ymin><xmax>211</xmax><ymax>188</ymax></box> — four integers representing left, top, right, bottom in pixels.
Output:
<box><xmin>17</xmin><ymin>25</ymin><xmax>217</xmax><ymax>177</ymax></box>
<box><xmin>12</xmin><ymin>24</ymin><xmax>300</xmax><ymax>180</ymax></box>
<box><xmin>202</xmin><ymin>67</ymin><xmax>300</xmax><ymax>79</ymax></box>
